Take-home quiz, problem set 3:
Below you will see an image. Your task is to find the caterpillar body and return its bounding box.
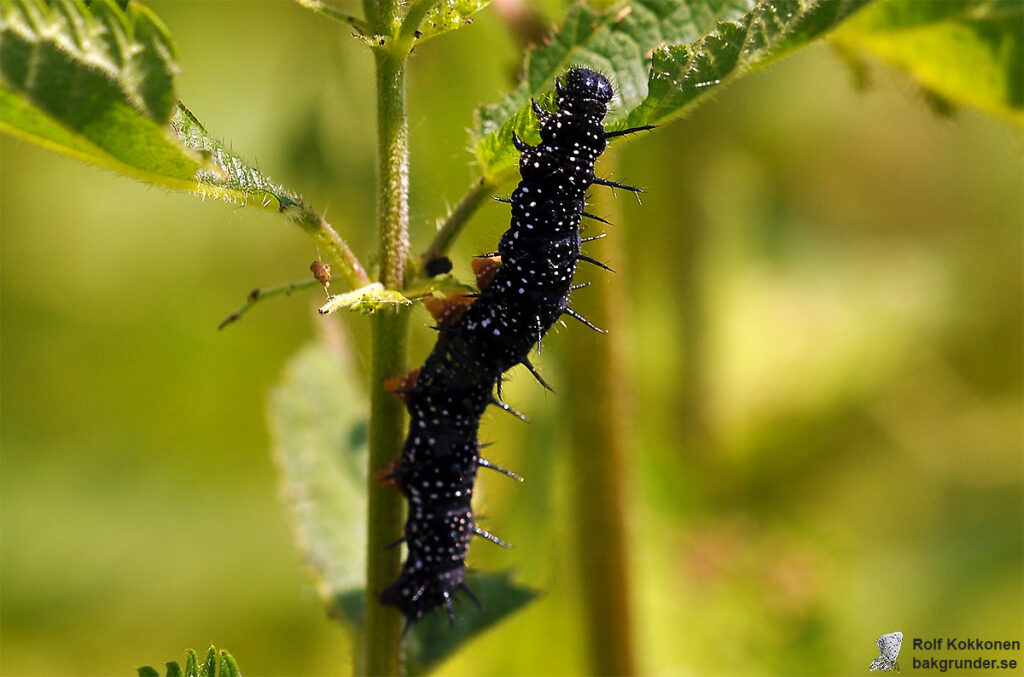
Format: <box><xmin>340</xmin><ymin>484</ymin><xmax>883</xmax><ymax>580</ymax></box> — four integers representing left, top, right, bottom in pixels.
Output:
<box><xmin>380</xmin><ymin>68</ymin><xmax>648</xmax><ymax>623</ymax></box>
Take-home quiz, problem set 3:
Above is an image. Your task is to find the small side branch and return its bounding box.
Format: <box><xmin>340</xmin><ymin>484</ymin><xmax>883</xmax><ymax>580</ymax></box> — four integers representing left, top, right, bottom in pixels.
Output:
<box><xmin>219</xmin><ymin>279</ymin><xmax>320</xmax><ymax>329</ymax></box>
<box><xmin>421</xmin><ymin>176</ymin><xmax>497</xmax><ymax>268</ymax></box>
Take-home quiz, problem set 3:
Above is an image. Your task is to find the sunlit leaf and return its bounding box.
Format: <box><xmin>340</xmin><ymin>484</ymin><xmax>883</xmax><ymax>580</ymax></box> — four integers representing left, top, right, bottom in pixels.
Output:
<box><xmin>473</xmin><ymin>0</ymin><xmax>873</xmax><ymax>182</ymax></box>
<box><xmin>473</xmin><ymin>0</ymin><xmax>758</xmax><ymax>181</ymax></box>
<box><xmin>0</xmin><ymin>0</ymin><xmax>204</xmax><ymax>182</ymax></box>
<box><xmin>833</xmin><ymin>0</ymin><xmax>1023</xmax><ymax>123</ymax></box>
<box><xmin>415</xmin><ymin>0</ymin><xmax>492</xmax><ymax>42</ymax></box>
<box><xmin>170</xmin><ymin>103</ymin><xmax>368</xmax><ymax>290</ymax></box>
<box><xmin>171</xmin><ymin>102</ymin><xmax>301</xmax><ymax>212</ymax></box>
<box><xmin>0</xmin><ymin>0</ymin><xmax>315</xmax><ymax>214</ymax></box>
<box><xmin>624</xmin><ymin>0</ymin><xmax>872</xmax><ymax>127</ymax></box>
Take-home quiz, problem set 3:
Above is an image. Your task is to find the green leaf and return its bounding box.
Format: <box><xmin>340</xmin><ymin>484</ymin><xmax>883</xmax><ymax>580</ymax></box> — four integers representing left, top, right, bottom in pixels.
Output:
<box><xmin>0</xmin><ymin>0</ymin><xmax>204</xmax><ymax>182</ymax></box>
<box><xmin>200</xmin><ymin>647</ymin><xmax>216</xmax><ymax>677</ymax></box>
<box><xmin>137</xmin><ymin>648</ymin><xmax>238</xmax><ymax>677</ymax></box>
<box><xmin>171</xmin><ymin>104</ymin><xmax>368</xmax><ymax>290</ymax></box>
<box><xmin>171</xmin><ymin>102</ymin><xmax>302</xmax><ymax>212</ymax></box>
<box><xmin>405</xmin><ymin>571</ymin><xmax>539</xmax><ymax>676</ymax></box>
<box><xmin>183</xmin><ymin>650</ymin><xmax>199</xmax><ymax>677</ymax></box>
<box><xmin>473</xmin><ymin>0</ymin><xmax>758</xmax><ymax>180</ymax></box>
<box><xmin>833</xmin><ymin>0</ymin><xmax>1023</xmax><ymax>123</ymax></box>
<box><xmin>269</xmin><ymin>338</ymin><xmax>369</xmax><ymax>625</ymax></box>
<box><xmin>473</xmin><ymin>0</ymin><xmax>873</xmax><ymax>181</ymax></box>
<box><xmin>624</xmin><ymin>0</ymin><xmax>873</xmax><ymax>127</ymax></box>
<box><xmin>216</xmin><ymin>651</ymin><xmax>239</xmax><ymax>677</ymax></box>
<box><xmin>414</xmin><ymin>0</ymin><xmax>492</xmax><ymax>43</ymax></box>
<box><xmin>0</xmin><ymin>0</ymin><xmax>313</xmax><ymax>213</ymax></box>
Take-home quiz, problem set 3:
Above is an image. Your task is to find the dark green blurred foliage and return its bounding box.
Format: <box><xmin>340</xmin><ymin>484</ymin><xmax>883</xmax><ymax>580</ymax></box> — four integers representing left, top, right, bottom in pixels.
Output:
<box><xmin>1</xmin><ymin>2</ymin><xmax>1020</xmax><ymax>676</ymax></box>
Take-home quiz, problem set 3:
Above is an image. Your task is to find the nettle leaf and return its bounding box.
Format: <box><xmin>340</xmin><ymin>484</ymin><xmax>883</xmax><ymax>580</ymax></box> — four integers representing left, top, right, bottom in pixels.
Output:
<box><xmin>171</xmin><ymin>102</ymin><xmax>301</xmax><ymax>212</ymax></box>
<box><xmin>137</xmin><ymin>646</ymin><xmax>239</xmax><ymax>677</ymax></box>
<box><xmin>0</xmin><ymin>0</ymin><xmax>311</xmax><ymax>213</ymax></box>
<box><xmin>833</xmin><ymin>0</ymin><xmax>1023</xmax><ymax>123</ymax></box>
<box><xmin>624</xmin><ymin>0</ymin><xmax>873</xmax><ymax>127</ymax></box>
<box><xmin>269</xmin><ymin>338</ymin><xmax>369</xmax><ymax>626</ymax></box>
<box><xmin>473</xmin><ymin>0</ymin><xmax>873</xmax><ymax>182</ymax></box>
<box><xmin>170</xmin><ymin>105</ymin><xmax>368</xmax><ymax>288</ymax></box>
<box><xmin>2</xmin><ymin>1</ymin><xmax>361</xmax><ymax>290</ymax></box>
<box><xmin>217</xmin><ymin>651</ymin><xmax>239</xmax><ymax>677</ymax></box>
<box><xmin>473</xmin><ymin>0</ymin><xmax>758</xmax><ymax>181</ymax></box>
<box><xmin>183</xmin><ymin>649</ymin><xmax>200</xmax><ymax>677</ymax></box>
<box><xmin>415</xmin><ymin>0</ymin><xmax>492</xmax><ymax>43</ymax></box>
<box><xmin>0</xmin><ymin>0</ymin><xmax>204</xmax><ymax>181</ymax></box>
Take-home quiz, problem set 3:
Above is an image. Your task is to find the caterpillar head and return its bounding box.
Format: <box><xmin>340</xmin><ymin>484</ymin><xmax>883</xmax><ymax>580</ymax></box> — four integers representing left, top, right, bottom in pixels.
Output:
<box><xmin>562</xmin><ymin>67</ymin><xmax>613</xmax><ymax>104</ymax></box>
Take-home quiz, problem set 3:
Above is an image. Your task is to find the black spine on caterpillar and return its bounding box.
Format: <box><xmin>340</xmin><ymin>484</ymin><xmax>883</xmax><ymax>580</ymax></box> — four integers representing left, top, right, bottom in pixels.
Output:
<box><xmin>380</xmin><ymin>68</ymin><xmax>619</xmax><ymax>623</ymax></box>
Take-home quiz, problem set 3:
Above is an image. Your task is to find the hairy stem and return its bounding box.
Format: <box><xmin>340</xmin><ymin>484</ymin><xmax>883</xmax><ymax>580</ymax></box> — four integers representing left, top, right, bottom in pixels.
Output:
<box><xmin>363</xmin><ymin>0</ymin><xmax>410</xmax><ymax>672</ymax></box>
<box><xmin>364</xmin><ymin>308</ymin><xmax>409</xmax><ymax>677</ymax></box>
<box><xmin>373</xmin><ymin>52</ymin><xmax>411</xmax><ymax>290</ymax></box>
<box><xmin>563</xmin><ymin>158</ymin><xmax>637</xmax><ymax>676</ymax></box>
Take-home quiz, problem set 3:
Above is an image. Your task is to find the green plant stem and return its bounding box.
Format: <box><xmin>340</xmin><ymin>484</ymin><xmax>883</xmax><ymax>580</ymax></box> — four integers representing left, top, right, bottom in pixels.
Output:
<box><xmin>373</xmin><ymin>50</ymin><xmax>410</xmax><ymax>289</ymax></box>
<box><xmin>364</xmin><ymin>308</ymin><xmax>409</xmax><ymax>677</ymax></box>
<box><xmin>421</xmin><ymin>176</ymin><xmax>496</xmax><ymax>266</ymax></box>
<box><xmin>562</xmin><ymin>161</ymin><xmax>637</xmax><ymax>676</ymax></box>
<box><xmin>363</xmin><ymin>1</ymin><xmax>410</xmax><ymax>671</ymax></box>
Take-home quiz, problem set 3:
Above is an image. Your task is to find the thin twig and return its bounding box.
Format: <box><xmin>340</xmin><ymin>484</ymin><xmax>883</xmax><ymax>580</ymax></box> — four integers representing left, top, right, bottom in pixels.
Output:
<box><xmin>218</xmin><ymin>279</ymin><xmax>320</xmax><ymax>330</ymax></box>
<box><xmin>421</xmin><ymin>176</ymin><xmax>497</xmax><ymax>266</ymax></box>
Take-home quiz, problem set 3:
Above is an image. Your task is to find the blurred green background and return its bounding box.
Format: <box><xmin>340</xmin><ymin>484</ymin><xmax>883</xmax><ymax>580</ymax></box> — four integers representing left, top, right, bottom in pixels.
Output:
<box><xmin>2</xmin><ymin>2</ymin><xmax>1021</xmax><ymax>675</ymax></box>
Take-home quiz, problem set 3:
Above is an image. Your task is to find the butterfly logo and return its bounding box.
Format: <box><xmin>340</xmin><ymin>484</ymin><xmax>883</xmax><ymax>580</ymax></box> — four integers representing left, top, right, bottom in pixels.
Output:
<box><xmin>869</xmin><ymin>631</ymin><xmax>903</xmax><ymax>672</ymax></box>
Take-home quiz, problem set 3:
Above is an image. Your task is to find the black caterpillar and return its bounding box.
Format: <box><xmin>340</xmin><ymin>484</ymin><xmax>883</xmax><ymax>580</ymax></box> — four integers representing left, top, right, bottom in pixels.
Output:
<box><xmin>380</xmin><ymin>68</ymin><xmax>650</xmax><ymax>623</ymax></box>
